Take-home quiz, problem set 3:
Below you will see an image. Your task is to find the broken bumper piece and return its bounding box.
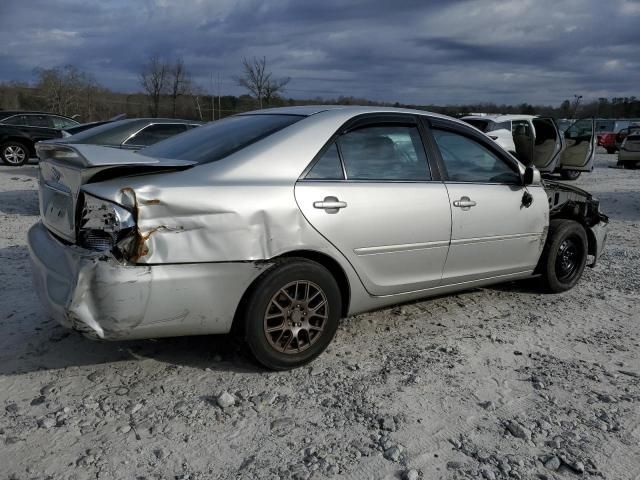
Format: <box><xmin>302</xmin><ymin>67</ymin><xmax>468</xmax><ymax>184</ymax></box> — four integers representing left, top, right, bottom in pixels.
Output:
<box><xmin>27</xmin><ymin>221</ymin><xmax>269</xmax><ymax>340</ymax></box>
<box><xmin>588</xmin><ymin>216</ymin><xmax>608</xmax><ymax>267</ymax></box>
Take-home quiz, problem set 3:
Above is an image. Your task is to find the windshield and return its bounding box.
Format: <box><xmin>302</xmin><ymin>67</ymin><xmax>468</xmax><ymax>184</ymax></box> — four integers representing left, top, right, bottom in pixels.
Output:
<box><xmin>140</xmin><ymin>114</ymin><xmax>304</xmax><ymax>164</ymax></box>
<box><xmin>463</xmin><ymin>119</ymin><xmax>510</xmax><ymax>133</ymax></box>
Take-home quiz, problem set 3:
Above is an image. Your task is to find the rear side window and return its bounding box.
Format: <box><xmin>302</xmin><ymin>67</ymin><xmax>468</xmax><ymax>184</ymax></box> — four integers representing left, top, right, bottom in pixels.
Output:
<box><xmin>307</xmin><ymin>144</ymin><xmax>344</xmax><ymax>180</ymax></box>
<box><xmin>308</xmin><ymin>124</ymin><xmax>430</xmax><ymax>181</ymax></box>
<box><xmin>124</xmin><ymin>123</ymin><xmax>187</xmax><ymax>147</ymax></box>
<box><xmin>2</xmin><ymin>115</ymin><xmax>28</xmax><ymax>126</ymax></box>
<box><xmin>141</xmin><ymin>114</ymin><xmax>303</xmax><ymax>164</ymax></box>
<box><xmin>339</xmin><ymin>125</ymin><xmax>430</xmax><ymax>180</ymax></box>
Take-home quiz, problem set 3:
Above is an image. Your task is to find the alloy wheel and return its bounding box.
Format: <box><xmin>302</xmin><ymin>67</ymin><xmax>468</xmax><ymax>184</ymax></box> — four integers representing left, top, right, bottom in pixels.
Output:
<box><xmin>3</xmin><ymin>145</ymin><xmax>26</xmax><ymax>165</ymax></box>
<box><xmin>263</xmin><ymin>280</ymin><xmax>329</xmax><ymax>354</ymax></box>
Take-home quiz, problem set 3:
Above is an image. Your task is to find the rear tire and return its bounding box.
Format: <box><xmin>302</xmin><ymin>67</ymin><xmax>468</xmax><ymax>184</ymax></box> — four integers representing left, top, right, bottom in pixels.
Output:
<box><xmin>1</xmin><ymin>141</ymin><xmax>29</xmax><ymax>166</ymax></box>
<box><xmin>606</xmin><ymin>147</ymin><xmax>616</xmax><ymax>154</ymax></box>
<box><xmin>560</xmin><ymin>170</ymin><xmax>581</xmax><ymax>180</ymax></box>
<box><xmin>538</xmin><ymin>219</ymin><xmax>588</xmax><ymax>293</ymax></box>
<box><xmin>242</xmin><ymin>258</ymin><xmax>341</xmax><ymax>370</ymax></box>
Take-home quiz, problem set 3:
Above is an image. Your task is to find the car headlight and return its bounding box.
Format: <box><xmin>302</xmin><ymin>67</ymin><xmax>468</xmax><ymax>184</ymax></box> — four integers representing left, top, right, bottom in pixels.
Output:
<box><xmin>78</xmin><ymin>194</ymin><xmax>135</xmax><ymax>252</ymax></box>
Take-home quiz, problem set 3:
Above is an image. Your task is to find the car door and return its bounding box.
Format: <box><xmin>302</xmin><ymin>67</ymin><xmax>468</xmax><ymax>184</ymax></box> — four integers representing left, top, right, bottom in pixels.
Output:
<box><xmin>24</xmin><ymin>114</ymin><xmax>62</xmax><ymax>142</ymax></box>
<box><xmin>121</xmin><ymin>123</ymin><xmax>188</xmax><ymax>149</ymax></box>
<box><xmin>295</xmin><ymin>115</ymin><xmax>452</xmax><ymax>296</ymax></box>
<box><xmin>430</xmin><ymin>120</ymin><xmax>548</xmax><ymax>284</ymax></box>
<box><xmin>531</xmin><ymin>117</ymin><xmax>562</xmax><ymax>172</ymax></box>
<box><xmin>557</xmin><ymin>118</ymin><xmax>595</xmax><ymax>171</ymax></box>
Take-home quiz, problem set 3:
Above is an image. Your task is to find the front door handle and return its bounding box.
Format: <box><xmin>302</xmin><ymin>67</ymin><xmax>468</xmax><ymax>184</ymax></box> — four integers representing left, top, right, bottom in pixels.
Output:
<box><xmin>453</xmin><ymin>196</ymin><xmax>477</xmax><ymax>210</ymax></box>
<box><xmin>313</xmin><ymin>196</ymin><xmax>347</xmax><ymax>214</ymax></box>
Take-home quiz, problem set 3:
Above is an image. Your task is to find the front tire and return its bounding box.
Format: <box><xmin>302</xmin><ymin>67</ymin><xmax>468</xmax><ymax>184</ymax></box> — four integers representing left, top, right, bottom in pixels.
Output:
<box><xmin>560</xmin><ymin>170</ymin><xmax>581</xmax><ymax>180</ymax></box>
<box><xmin>242</xmin><ymin>258</ymin><xmax>342</xmax><ymax>370</ymax></box>
<box><xmin>538</xmin><ymin>219</ymin><xmax>588</xmax><ymax>293</ymax></box>
<box><xmin>1</xmin><ymin>141</ymin><xmax>29</xmax><ymax>166</ymax></box>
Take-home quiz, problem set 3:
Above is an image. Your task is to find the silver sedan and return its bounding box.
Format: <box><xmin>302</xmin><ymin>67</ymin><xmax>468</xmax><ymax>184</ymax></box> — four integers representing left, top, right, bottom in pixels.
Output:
<box><xmin>28</xmin><ymin>106</ymin><xmax>608</xmax><ymax>369</ymax></box>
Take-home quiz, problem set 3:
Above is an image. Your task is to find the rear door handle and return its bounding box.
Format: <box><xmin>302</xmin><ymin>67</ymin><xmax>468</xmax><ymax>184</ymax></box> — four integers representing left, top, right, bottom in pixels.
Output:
<box><xmin>313</xmin><ymin>196</ymin><xmax>347</xmax><ymax>213</ymax></box>
<box><xmin>453</xmin><ymin>196</ymin><xmax>477</xmax><ymax>210</ymax></box>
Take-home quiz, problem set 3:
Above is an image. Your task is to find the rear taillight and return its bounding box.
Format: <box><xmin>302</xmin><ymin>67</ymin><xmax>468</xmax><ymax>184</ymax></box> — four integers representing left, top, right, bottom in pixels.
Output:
<box><xmin>78</xmin><ymin>194</ymin><xmax>135</xmax><ymax>252</ymax></box>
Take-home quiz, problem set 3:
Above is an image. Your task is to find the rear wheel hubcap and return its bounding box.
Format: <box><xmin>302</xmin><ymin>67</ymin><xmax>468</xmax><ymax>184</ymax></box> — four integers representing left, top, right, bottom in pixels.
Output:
<box><xmin>4</xmin><ymin>145</ymin><xmax>26</xmax><ymax>164</ymax></box>
<box><xmin>263</xmin><ymin>280</ymin><xmax>329</xmax><ymax>354</ymax></box>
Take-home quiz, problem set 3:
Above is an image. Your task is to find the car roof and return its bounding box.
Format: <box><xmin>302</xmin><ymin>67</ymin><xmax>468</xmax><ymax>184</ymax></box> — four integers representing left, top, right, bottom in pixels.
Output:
<box><xmin>0</xmin><ymin>110</ymin><xmax>76</xmax><ymax>119</ymax></box>
<box><xmin>238</xmin><ymin>105</ymin><xmax>469</xmax><ymax>125</ymax></box>
<box><xmin>61</xmin><ymin>118</ymin><xmax>200</xmax><ymax>145</ymax></box>
<box><xmin>462</xmin><ymin>114</ymin><xmax>537</xmax><ymax>122</ymax></box>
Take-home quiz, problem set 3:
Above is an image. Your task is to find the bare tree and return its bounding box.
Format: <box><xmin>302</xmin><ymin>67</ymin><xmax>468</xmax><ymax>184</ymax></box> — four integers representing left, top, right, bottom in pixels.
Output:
<box><xmin>168</xmin><ymin>57</ymin><xmax>191</xmax><ymax>117</ymax></box>
<box><xmin>139</xmin><ymin>56</ymin><xmax>167</xmax><ymax>117</ymax></box>
<box><xmin>236</xmin><ymin>57</ymin><xmax>290</xmax><ymax>108</ymax></box>
<box><xmin>35</xmin><ymin>65</ymin><xmax>100</xmax><ymax>120</ymax></box>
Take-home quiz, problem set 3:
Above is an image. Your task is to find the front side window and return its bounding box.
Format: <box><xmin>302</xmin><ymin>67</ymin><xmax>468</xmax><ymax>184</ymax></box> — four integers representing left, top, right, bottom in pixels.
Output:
<box><xmin>124</xmin><ymin>123</ymin><xmax>187</xmax><ymax>147</ymax></box>
<box><xmin>141</xmin><ymin>114</ymin><xmax>303</xmax><ymax>164</ymax></box>
<box><xmin>433</xmin><ymin>129</ymin><xmax>520</xmax><ymax>184</ymax></box>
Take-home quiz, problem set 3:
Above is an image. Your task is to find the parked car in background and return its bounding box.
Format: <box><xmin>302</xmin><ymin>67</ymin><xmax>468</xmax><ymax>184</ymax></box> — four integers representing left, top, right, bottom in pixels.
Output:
<box><xmin>0</xmin><ymin>111</ymin><xmax>79</xmax><ymax>166</ymax></box>
<box><xmin>49</xmin><ymin>118</ymin><xmax>202</xmax><ymax>150</ymax></box>
<box><xmin>617</xmin><ymin>132</ymin><xmax>640</xmax><ymax>169</ymax></box>
<box><xmin>462</xmin><ymin>114</ymin><xmax>595</xmax><ymax>180</ymax></box>
<box><xmin>62</xmin><ymin>114</ymin><xmax>127</xmax><ymax>137</ymax></box>
<box><xmin>597</xmin><ymin>120</ymin><xmax>640</xmax><ymax>154</ymax></box>
<box><xmin>615</xmin><ymin>124</ymin><xmax>640</xmax><ymax>151</ymax></box>
<box><xmin>29</xmin><ymin>106</ymin><xmax>608</xmax><ymax>370</ymax></box>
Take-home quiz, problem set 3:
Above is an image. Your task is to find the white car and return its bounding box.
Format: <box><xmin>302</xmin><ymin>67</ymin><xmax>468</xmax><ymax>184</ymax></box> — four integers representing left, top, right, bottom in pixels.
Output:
<box><xmin>462</xmin><ymin>114</ymin><xmax>595</xmax><ymax>180</ymax></box>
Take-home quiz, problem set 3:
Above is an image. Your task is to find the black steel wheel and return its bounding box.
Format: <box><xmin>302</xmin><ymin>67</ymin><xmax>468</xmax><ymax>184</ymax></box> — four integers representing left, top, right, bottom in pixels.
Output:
<box><xmin>537</xmin><ymin>219</ymin><xmax>588</xmax><ymax>293</ymax></box>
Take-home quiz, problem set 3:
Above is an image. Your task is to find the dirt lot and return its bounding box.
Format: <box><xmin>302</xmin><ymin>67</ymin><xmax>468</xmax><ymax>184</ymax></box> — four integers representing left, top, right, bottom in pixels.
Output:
<box><xmin>0</xmin><ymin>153</ymin><xmax>638</xmax><ymax>480</ymax></box>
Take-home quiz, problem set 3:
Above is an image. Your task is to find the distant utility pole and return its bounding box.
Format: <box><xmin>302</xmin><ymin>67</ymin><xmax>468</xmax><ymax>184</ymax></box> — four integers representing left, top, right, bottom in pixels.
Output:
<box><xmin>210</xmin><ymin>72</ymin><xmax>216</xmax><ymax>120</ymax></box>
<box><xmin>572</xmin><ymin>94</ymin><xmax>583</xmax><ymax>118</ymax></box>
<box><xmin>218</xmin><ymin>73</ymin><xmax>221</xmax><ymax>120</ymax></box>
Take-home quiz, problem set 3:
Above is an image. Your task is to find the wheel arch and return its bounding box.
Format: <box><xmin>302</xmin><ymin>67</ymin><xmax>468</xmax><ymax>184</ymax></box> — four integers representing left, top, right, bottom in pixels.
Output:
<box><xmin>231</xmin><ymin>249</ymin><xmax>352</xmax><ymax>335</ymax></box>
<box><xmin>1</xmin><ymin>136</ymin><xmax>35</xmax><ymax>156</ymax></box>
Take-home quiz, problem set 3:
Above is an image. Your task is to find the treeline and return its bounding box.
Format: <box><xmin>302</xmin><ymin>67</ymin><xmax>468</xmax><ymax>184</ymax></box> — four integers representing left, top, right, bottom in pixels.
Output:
<box><xmin>1</xmin><ymin>63</ymin><xmax>639</xmax><ymax>123</ymax></box>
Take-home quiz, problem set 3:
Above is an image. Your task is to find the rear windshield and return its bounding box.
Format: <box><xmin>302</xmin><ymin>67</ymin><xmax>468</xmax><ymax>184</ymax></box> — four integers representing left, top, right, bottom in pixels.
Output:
<box><xmin>140</xmin><ymin>114</ymin><xmax>304</xmax><ymax>164</ymax></box>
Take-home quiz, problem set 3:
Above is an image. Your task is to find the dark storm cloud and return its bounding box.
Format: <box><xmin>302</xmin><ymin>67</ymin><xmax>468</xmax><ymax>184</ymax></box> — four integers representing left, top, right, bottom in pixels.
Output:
<box><xmin>0</xmin><ymin>0</ymin><xmax>639</xmax><ymax>104</ymax></box>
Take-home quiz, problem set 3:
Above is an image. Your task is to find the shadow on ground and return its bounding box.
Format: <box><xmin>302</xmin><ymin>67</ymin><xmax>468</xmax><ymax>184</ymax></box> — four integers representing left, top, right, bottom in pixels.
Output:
<box><xmin>0</xmin><ymin>189</ymin><xmax>39</xmax><ymax>215</ymax></box>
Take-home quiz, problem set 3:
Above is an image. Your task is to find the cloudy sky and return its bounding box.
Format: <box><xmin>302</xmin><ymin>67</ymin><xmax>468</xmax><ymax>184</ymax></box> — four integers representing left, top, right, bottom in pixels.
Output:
<box><xmin>1</xmin><ymin>0</ymin><xmax>639</xmax><ymax>105</ymax></box>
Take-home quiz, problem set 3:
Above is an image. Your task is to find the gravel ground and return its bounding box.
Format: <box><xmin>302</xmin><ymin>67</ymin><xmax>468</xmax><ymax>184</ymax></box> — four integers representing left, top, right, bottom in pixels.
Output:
<box><xmin>0</xmin><ymin>153</ymin><xmax>638</xmax><ymax>480</ymax></box>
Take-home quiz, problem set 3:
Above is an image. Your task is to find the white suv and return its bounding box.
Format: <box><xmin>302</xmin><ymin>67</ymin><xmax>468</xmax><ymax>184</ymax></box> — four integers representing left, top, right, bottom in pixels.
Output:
<box><xmin>462</xmin><ymin>114</ymin><xmax>595</xmax><ymax>180</ymax></box>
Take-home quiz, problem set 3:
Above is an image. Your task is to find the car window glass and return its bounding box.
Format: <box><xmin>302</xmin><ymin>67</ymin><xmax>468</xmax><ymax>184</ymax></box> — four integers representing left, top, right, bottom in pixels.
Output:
<box><xmin>124</xmin><ymin>123</ymin><xmax>187</xmax><ymax>146</ymax></box>
<box><xmin>511</xmin><ymin>120</ymin><xmax>531</xmax><ymax>135</ymax></box>
<box><xmin>433</xmin><ymin>129</ymin><xmax>520</xmax><ymax>184</ymax></box>
<box><xmin>141</xmin><ymin>114</ymin><xmax>303</xmax><ymax>164</ymax></box>
<box><xmin>26</xmin><ymin>115</ymin><xmax>54</xmax><ymax>128</ymax></box>
<box><xmin>564</xmin><ymin>119</ymin><xmax>592</xmax><ymax>140</ymax></box>
<box><xmin>337</xmin><ymin>125</ymin><xmax>430</xmax><ymax>181</ymax></box>
<box><xmin>306</xmin><ymin>143</ymin><xmax>344</xmax><ymax>180</ymax></box>
<box><xmin>51</xmin><ymin>116</ymin><xmax>77</xmax><ymax>129</ymax></box>
<box><xmin>2</xmin><ymin>115</ymin><xmax>28</xmax><ymax>126</ymax></box>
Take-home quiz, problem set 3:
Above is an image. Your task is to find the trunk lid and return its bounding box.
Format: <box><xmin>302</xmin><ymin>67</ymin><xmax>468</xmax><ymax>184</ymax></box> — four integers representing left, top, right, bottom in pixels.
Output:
<box><xmin>36</xmin><ymin>143</ymin><xmax>195</xmax><ymax>242</ymax></box>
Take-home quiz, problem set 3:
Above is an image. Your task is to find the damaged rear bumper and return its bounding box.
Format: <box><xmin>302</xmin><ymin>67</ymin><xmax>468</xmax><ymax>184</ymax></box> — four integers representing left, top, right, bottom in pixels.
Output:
<box><xmin>27</xmin><ymin>221</ymin><xmax>269</xmax><ymax>340</ymax></box>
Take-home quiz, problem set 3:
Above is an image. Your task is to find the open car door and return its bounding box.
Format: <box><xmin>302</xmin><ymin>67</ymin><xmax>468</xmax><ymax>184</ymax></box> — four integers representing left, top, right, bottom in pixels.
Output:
<box><xmin>557</xmin><ymin>118</ymin><xmax>595</xmax><ymax>171</ymax></box>
<box><xmin>531</xmin><ymin>117</ymin><xmax>562</xmax><ymax>172</ymax></box>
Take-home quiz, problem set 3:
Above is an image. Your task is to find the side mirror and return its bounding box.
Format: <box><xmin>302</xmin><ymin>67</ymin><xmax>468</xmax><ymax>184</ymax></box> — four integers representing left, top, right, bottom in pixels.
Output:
<box><xmin>523</xmin><ymin>166</ymin><xmax>540</xmax><ymax>185</ymax></box>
